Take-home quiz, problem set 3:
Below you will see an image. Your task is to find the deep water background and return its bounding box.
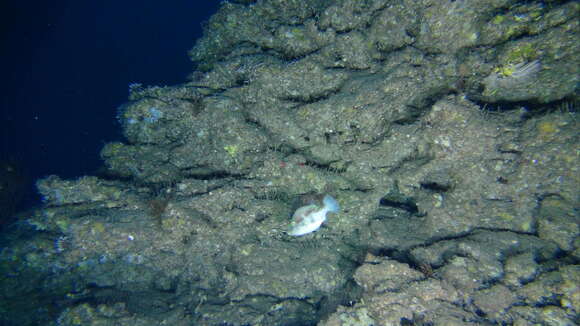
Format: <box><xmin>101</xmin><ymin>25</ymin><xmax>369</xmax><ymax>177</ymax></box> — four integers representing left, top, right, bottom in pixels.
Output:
<box><xmin>0</xmin><ymin>0</ymin><xmax>219</xmax><ymax>217</ymax></box>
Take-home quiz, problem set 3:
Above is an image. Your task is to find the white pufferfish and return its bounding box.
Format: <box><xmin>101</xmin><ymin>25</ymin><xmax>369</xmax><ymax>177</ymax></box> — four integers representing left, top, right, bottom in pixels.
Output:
<box><xmin>287</xmin><ymin>195</ymin><xmax>340</xmax><ymax>236</ymax></box>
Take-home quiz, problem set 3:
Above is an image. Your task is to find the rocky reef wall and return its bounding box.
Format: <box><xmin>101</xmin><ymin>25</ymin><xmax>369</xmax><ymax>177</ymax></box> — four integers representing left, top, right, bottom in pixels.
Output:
<box><xmin>1</xmin><ymin>1</ymin><xmax>578</xmax><ymax>325</ymax></box>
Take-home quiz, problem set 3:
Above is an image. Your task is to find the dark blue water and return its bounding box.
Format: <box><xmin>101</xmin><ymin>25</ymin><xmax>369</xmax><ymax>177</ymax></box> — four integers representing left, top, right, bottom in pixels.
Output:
<box><xmin>0</xmin><ymin>0</ymin><xmax>220</xmax><ymax>218</ymax></box>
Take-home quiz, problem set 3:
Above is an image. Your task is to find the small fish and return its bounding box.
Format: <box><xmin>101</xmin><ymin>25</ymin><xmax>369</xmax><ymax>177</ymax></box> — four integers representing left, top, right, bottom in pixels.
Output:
<box><xmin>287</xmin><ymin>195</ymin><xmax>340</xmax><ymax>236</ymax></box>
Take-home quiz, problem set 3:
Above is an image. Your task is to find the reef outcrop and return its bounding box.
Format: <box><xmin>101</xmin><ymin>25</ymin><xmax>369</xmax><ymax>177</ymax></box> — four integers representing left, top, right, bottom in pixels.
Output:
<box><xmin>1</xmin><ymin>1</ymin><xmax>578</xmax><ymax>325</ymax></box>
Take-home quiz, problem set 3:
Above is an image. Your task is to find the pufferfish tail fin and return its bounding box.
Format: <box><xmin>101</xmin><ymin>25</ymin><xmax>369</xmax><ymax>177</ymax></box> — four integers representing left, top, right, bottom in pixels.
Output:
<box><xmin>323</xmin><ymin>195</ymin><xmax>340</xmax><ymax>213</ymax></box>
